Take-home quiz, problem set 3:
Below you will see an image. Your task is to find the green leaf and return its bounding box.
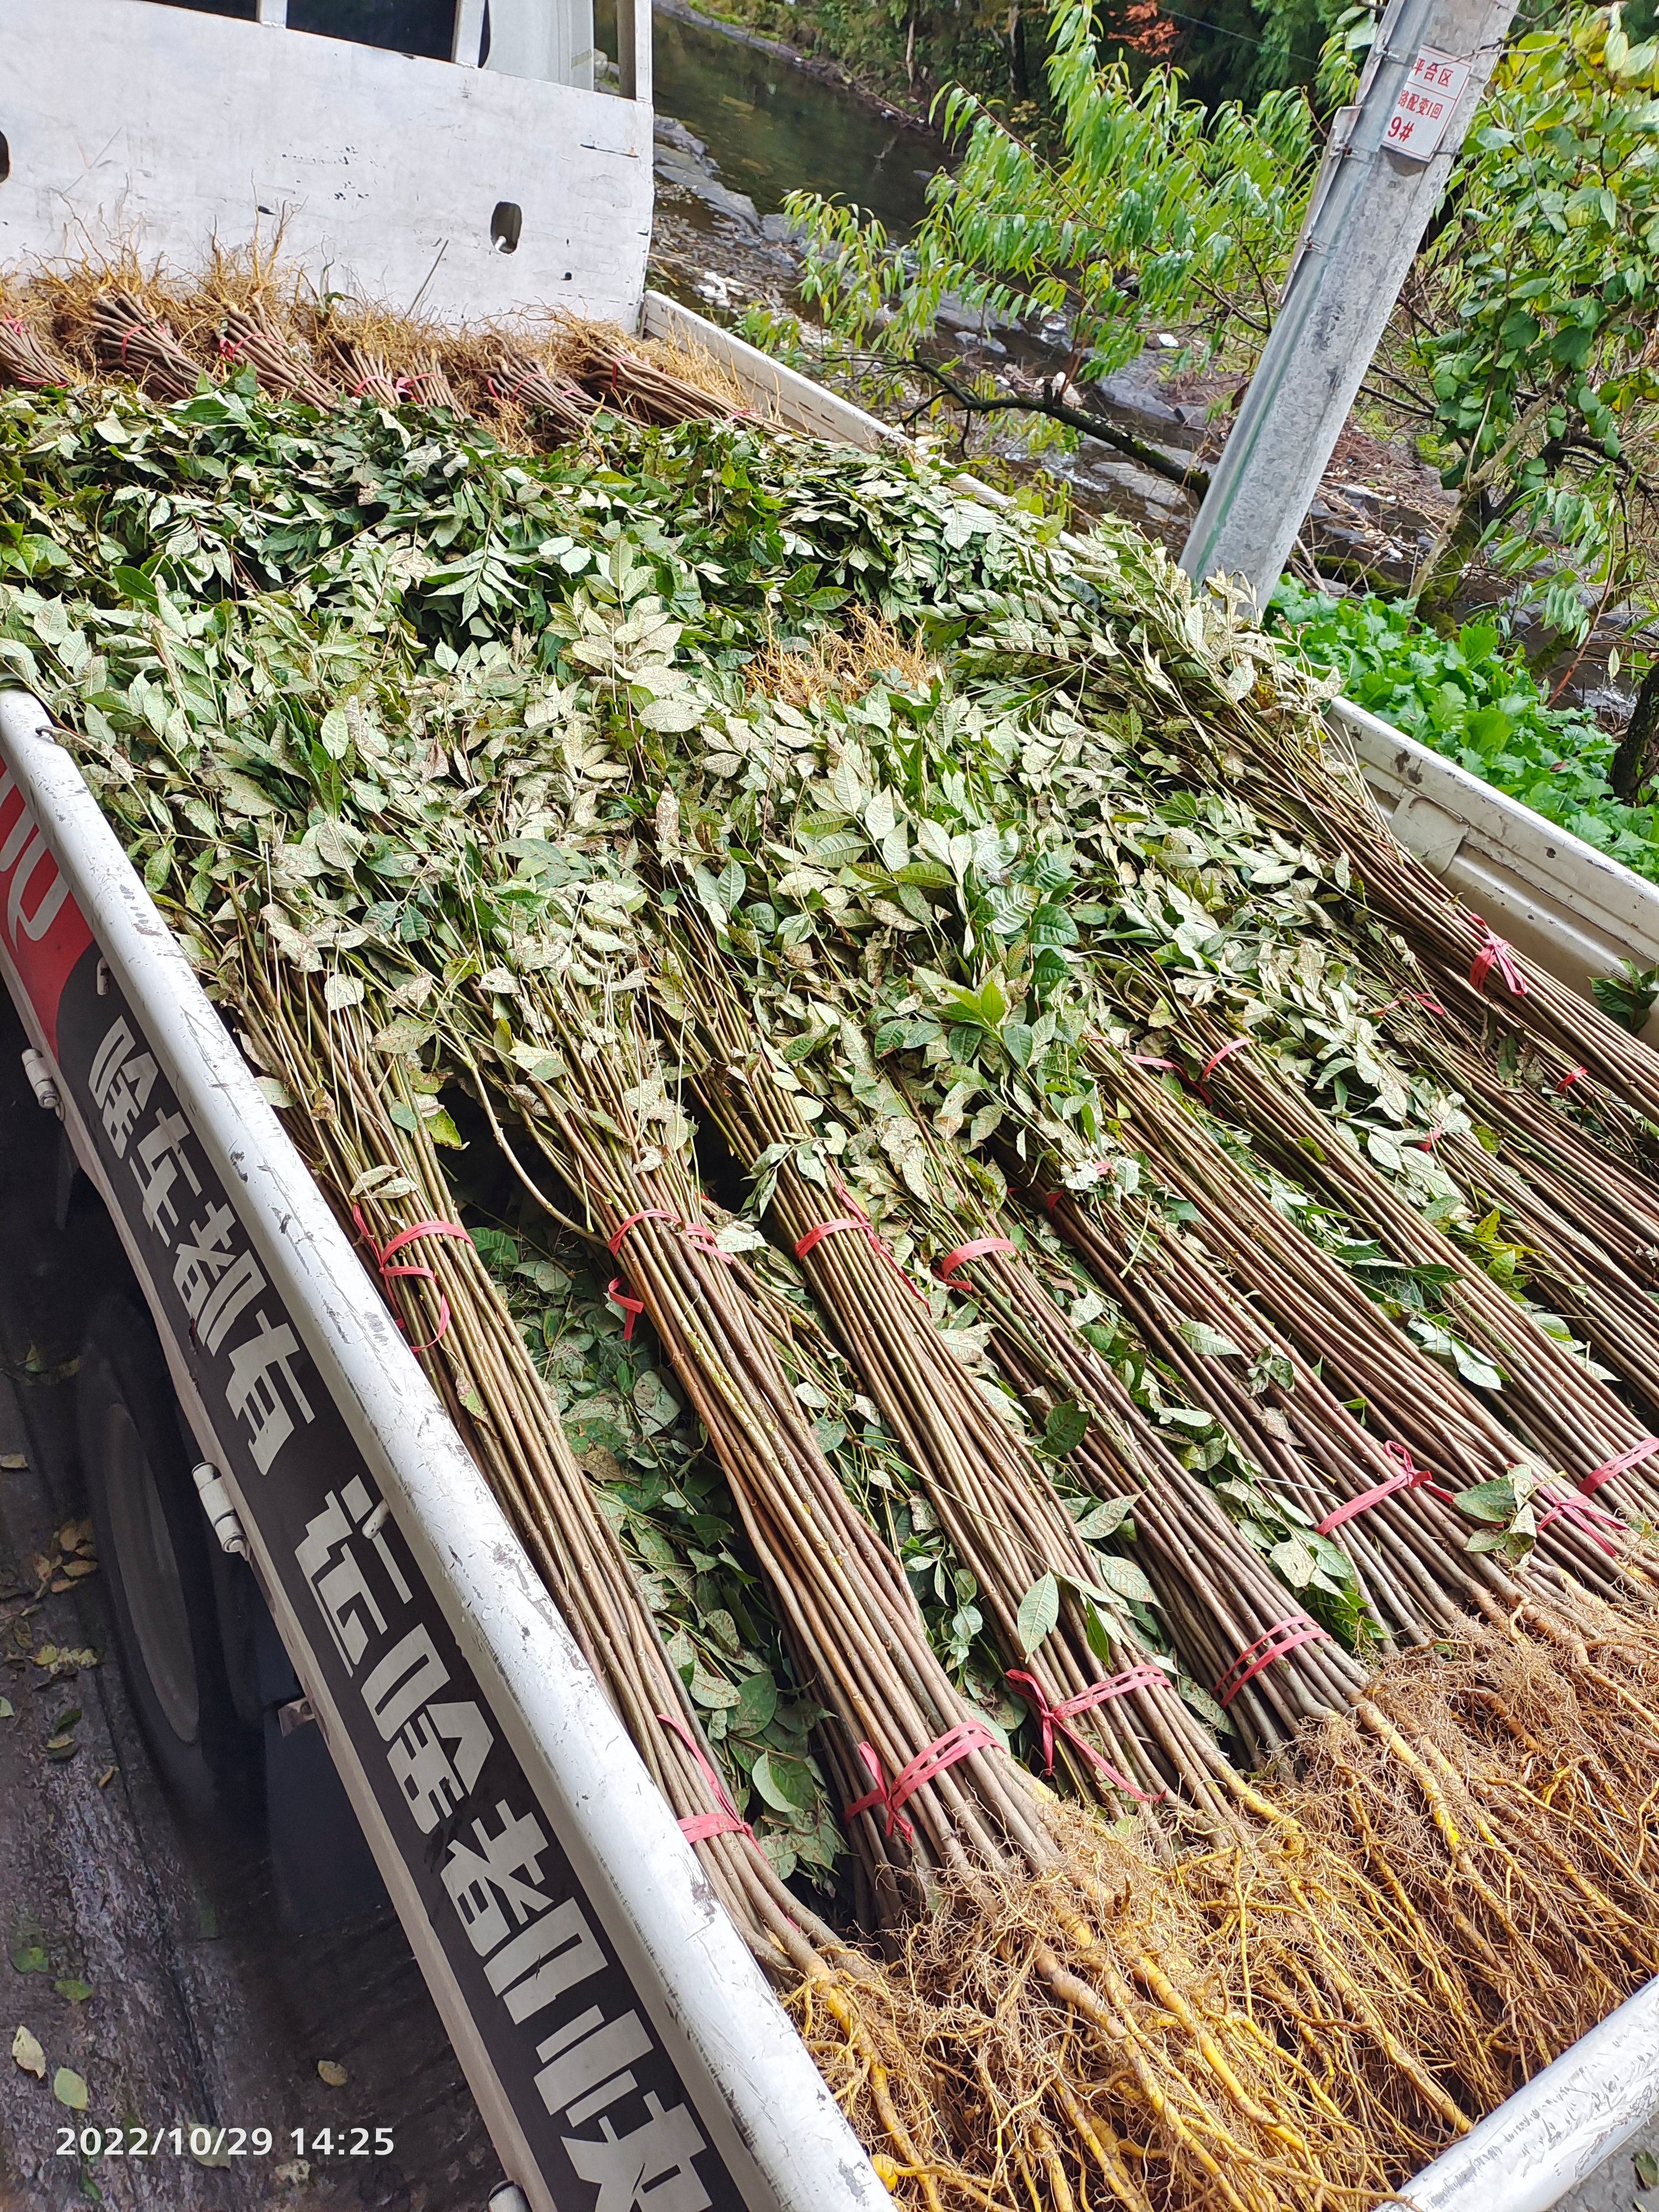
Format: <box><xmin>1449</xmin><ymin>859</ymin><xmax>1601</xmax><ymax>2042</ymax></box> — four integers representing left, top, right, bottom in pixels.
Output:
<box><xmin>53</xmin><ymin>2067</ymin><xmax>88</xmax><ymax>2111</ymax></box>
<box><xmin>1634</xmin><ymin>2148</ymin><xmax>1658</xmax><ymax>2189</ymax></box>
<box><xmin>1074</xmin><ymin>1495</ymin><xmax>1134</xmax><ymax>1541</ymax></box>
<box><xmin>1177</xmin><ymin>1319</ymin><xmax>1243</xmax><ymax>1359</ymax></box>
<box><xmin>733</xmin><ymin>1673</ymin><xmax>779</xmax><ymax>1736</ymax></box>
<box><xmin>54</xmin><ymin>1979</ymin><xmax>93</xmax><ymax>2004</ymax></box>
<box><xmin>319</xmin><ymin>708</ymin><xmax>352</xmax><ymax>760</ymax></box>
<box><xmin>1015</xmin><ymin>1571</ymin><xmax>1060</xmax><ymax>1655</ymax></box>
<box><xmin>1039</xmin><ymin>1402</ymin><xmax>1090</xmax><ymax>1458</ymax></box>
<box><xmin>1091</xmin><ymin>1554</ymin><xmax>1156</xmax><ymax>1606</ymax></box>
<box><xmin>424</xmin><ymin>1107</ymin><xmax>466</xmax><ymax>1149</ymax></box>
<box><xmin>1454</xmin><ymin>1478</ymin><xmax>1517</xmax><ymax>1524</ymax></box>
<box><xmin>752</xmin><ymin>1749</ymin><xmax>816</xmax><ymax>1812</ymax></box>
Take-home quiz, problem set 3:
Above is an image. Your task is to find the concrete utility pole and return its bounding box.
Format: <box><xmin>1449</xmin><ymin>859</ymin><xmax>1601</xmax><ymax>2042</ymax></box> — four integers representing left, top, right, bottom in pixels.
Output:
<box><xmin>1178</xmin><ymin>0</ymin><xmax>1520</xmax><ymax>604</ymax></box>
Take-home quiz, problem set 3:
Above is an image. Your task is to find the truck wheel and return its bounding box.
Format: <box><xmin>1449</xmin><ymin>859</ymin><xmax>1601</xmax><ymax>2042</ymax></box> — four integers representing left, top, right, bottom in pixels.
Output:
<box><xmin>77</xmin><ymin>1292</ymin><xmax>261</xmax><ymax>1828</ymax></box>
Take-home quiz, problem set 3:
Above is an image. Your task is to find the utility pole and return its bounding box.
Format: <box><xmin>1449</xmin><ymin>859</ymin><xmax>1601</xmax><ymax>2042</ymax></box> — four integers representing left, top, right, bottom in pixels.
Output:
<box><xmin>1178</xmin><ymin>0</ymin><xmax>1519</xmax><ymax>604</ymax></box>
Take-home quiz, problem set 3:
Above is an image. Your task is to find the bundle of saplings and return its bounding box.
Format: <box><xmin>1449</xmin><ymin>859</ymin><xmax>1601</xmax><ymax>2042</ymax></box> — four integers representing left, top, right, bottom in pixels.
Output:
<box><xmin>7</xmin><ymin>292</ymin><xmax>1659</xmax><ymax>2211</ymax></box>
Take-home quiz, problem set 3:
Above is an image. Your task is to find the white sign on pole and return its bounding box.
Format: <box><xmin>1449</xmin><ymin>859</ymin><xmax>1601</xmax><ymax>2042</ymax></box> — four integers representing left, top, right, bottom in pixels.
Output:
<box><xmin>1383</xmin><ymin>46</ymin><xmax>1473</xmax><ymax>159</ymax></box>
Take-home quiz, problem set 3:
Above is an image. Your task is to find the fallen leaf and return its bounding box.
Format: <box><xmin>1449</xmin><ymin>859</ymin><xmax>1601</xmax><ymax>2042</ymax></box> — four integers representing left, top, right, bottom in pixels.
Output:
<box><xmin>96</xmin><ymin>1767</ymin><xmax>115</xmax><ymax>1788</ymax></box>
<box><xmin>54</xmin><ymin>1980</ymin><xmax>92</xmax><ymax>2004</ymax></box>
<box><xmin>316</xmin><ymin>2059</ymin><xmax>348</xmax><ymax>2088</ymax></box>
<box><xmin>53</xmin><ymin>2065</ymin><xmax>87</xmax><ymax>2110</ymax></box>
<box><xmin>273</xmin><ymin>2160</ymin><xmax>311</xmax><ymax>2187</ymax></box>
<box><xmin>44</xmin><ymin>1738</ymin><xmax>78</xmax><ymax>1762</ymax></box>
<box><xmin>0</xmin><ymin>1700</ymin><xmax>13</xmax><ymax>1721</ymax></box>
<box><xmin>0</xmin><ymin>1453</ymin><xmax>26</xmax><ymax>1470</ymax></box>
<box><xmin>61</xmin><ymin>1562</ymin><xmax>97</xmax><ymax>1580</ymax></box>
<box><xmin>187</xmin><ymin>2121</ymin><xmax>232</xmax><ymax>2168</ymax></box>
<box><xmin>11</xmin><ymin>2026</ymin><xmax>45</xmax><ymax>2078</ymax></box>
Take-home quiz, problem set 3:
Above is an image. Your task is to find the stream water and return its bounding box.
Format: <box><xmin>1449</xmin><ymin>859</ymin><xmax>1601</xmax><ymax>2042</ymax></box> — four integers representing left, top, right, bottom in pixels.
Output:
<box><xmin>597</xmin><ymin>1</ymin><xmax>940</xmax><ymax>232</ymax></box>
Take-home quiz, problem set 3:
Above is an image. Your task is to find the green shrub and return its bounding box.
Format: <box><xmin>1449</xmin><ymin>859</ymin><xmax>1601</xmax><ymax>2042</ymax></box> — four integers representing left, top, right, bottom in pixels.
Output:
<box><xmin>1270</xmin><ymin>581</ymin><xmax>1659</xmax><ymax>883</ymax></box>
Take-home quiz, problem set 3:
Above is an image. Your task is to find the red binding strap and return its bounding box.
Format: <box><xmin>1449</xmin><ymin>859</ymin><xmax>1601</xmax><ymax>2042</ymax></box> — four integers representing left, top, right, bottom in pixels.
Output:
<box><xmin>656</xmin><ymin>1714</ymin><xmax>755</xmax><ymax>1847</ymax></box>
<box><xmin>1197</xmin><ymin>1036</ymin><xmax>1250</xmax><ymax>1092</ymax></box>
<box><xmin>1535</xmin><ymin>1484</ymin><xmax>1625</xmax><ymax>1557</ymax></box>
<box><xmin>1215</xmin><ymin>1615</ymin><xmax>1330</xmax><ymax>1707</ymax></box>
<box><xmin>1128</xmin><ymin>1053</ymin><xmax>1179</xmax><ymax>1071</ymax></box>
<box><xmin>1468</xmin><ymin>917</ymin><xmax>1528</xmax><ymax>997</ymax></box>
<box><xmin>1005</xmin><ymin>1666</ymin><xmax>1166</xmax><ymax>1801</ymax></box>
<box><xmin>1582</xmin><ymin>1436</ymin><xmax>1659</xmax><ymax>1498</ymax></box>
<box><xmin>937</xmin><ymin>1236</ymin><xmax>1016</xmax><ymax>1282</ymax></box>
<box><xmin>1375</xmin><ymin>993</ymin><xmax>1448</xmax><ymax>1018</ymax></box>
<box><xmin>1553</xmin><ymin>1065</ymin><xmax>1588</xmax><ymax>1094</ymax></box>
<box><xmin>351</xmin><ymin>1209</ymin><xmax>470</xmax><ymax>1352</ymax></box>
<box><xmin>679</xmin><ymin>1220</ymin><xmax>736</xmax><ymax>1264</ymax></box>
<box><xmin>795</xmin><ymin>1214</ymin><xmax>869</xmax><ymax>1260</ymax></box>
<box><xmin>606</xmin><ymin>1280</ymin><xmax>645</xmax><ymax>1342</ymax></box>
<box><xmin>796</xmin><ymin>1185</ymin><xmax>926</xmax><ymax>1299</ymax></box>
<box><xmin>845</xmin><ymin>1722</ymin><xmax>997</xmax><ymax>1843</ymax></box>
<box><xmin>607</xmin><ymin>1208</ymin><xmax>676</xmax><ymax>1256</ymax></box>
<box><xmin>1315</xmin><ymin>1441</ymin><xmax>1455</xmax><ymax>1535</ymax></box>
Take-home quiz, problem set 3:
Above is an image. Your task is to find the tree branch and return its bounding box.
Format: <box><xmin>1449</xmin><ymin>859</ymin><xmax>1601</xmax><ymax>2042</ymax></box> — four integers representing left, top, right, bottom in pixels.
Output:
<box><xmin>906</xmin><ymin>360</ymin><xmax>1210</xmax><ymax>493</ymax></box>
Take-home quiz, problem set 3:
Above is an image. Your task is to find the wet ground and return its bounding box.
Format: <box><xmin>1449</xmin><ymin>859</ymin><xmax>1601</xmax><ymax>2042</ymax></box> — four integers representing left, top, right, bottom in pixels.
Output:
<box><xmin>0</xmin><ymin>1003</ymin><xmax>495</xmax><ymax>2212</ymax></box>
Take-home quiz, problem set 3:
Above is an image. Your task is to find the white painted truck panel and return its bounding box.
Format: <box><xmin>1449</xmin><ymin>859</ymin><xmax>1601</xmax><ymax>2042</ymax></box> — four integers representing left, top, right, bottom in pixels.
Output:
<box><xmin>0</xmin><ymin>0</ymin><xmax>651</xmax><ymax>325</ymax></box>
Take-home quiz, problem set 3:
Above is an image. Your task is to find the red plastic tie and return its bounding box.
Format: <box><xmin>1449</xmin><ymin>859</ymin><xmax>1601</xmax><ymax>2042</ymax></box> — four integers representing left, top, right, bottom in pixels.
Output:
<box><xmin>795</xmin><ymin>1214</ymin><xmax>869</xmax><ymax>1260</ymax></box>
<box><xmin>606</xmin><ymin>1207</ymin><xmax>676</xmax><ymax>1257</ymax></box>
<box><xmin>796</xmin><ymin>1184</ymin><xmax>926</xmax><ymax>1299</ymax></box>
<box><xmin>606</xmin><ymin>1280</ymin><xmax>646</xmax><ymax>1342</ymax></box>
<box><xmin>1553</xmin><ymin>1065</ymin><xmax>1588</xmax><ymax>1094</ymax></box>
<box><xmin>1535</xmin><ymin>1484</ymin><xmax>1625</xmax><ymax>1558</ymax></box>
<box><xmin>1468</xmin><ymin>916</ymin><xmax>1528</xmax><ymax>998</ymax></box>
<box><xmin>1315</xmin><ymin>1441</ymin><xmax>1455</xmax><ymax>1536</ymax></box>
<box><xmin>679</xmin><ymin>1220</ymin><xmax>736</xmax><ymax>1264</ymax></box>
<box><xmin>1215</xmin><ymin>1615</ymin><xmax>1330</xmax><ymax>1707</ymax></box>
<box><xmin>217</xmin><ymin>335</ymin><xmax>244</xmax><ymax>362</ymax></box>
<box><xmin>349</xmin><ymin>373</ymin><xmax>385</xmax><ymax>400</ymax></box>
<box><xmin>351</xmin><ymin>1209</ymin><xmax>470</xmax><ymax>1352</ymax></box>
<box><xmin>937</xmin><ymin>1235</ymin><xmax>1016</xmax><ymax>1282</ymax></box>
<box><xmin>656</xmin><ymin>1713</ymin><xmax>755</xmax><ymax>1848</ymax></box>
<box><xmin>845</xmin><ymin>1722</ymin><xmax>997</xmax><ymax>1843</ymax></box>
<box><xmin>1005</xmin><ymin>1666</ymin><xmax>1166</xmax><ymax>1800</ymax></box>
<box><xmin>1128</xmin><ymin>1053</ymin><xmax>1179</xmax><ymax>1071</ymax></box>
<box><xmin>1581</xmin><ymin>1436</ymin><xmax>1659</xmax><ymax>1498</ymax></box>
<box><xmin>1197</xmin><ymin>1036</ymin><xmax>1250</xmax><ymax>1092</ymax></box>
<box><xmin>1375</xmin><ymin>993</ymin><xmax>1448</xmax><ymax>1018</ymax></box>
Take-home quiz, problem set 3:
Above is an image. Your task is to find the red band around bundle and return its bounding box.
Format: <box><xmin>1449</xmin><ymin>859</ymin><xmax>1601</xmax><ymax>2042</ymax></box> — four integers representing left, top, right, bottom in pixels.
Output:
<box><xmin>656</xmin><ymin>1713</ymin><xmax>755</xmax><ymax>1848</ymax></box>
<box><xmin>1197</xmin><ymin>1037</ymin><xmax>1250</xmax><ymax>1091</ymax></box>
<box><xmin>844</xmin><ymin>1722</ymin><xmax>997</xmax><ymax>1843</ymax></box>
<box><xmin>351</xmin><ymin>1208</ymin><xmax>471</xmax><ymax>1352</ymax></box>
<box><xmin>1005</xmin><ymin>1666</ymin><xmax>1166</xmax><ymax>1801</ymax></box>
<box><xmin>795</xmin><ymin>1185</ymin><xmax>926</xmax><ymax>1300</ymax></box>
<box><xmin>795</xmin><ymin>1215</ymin><xmax>869</xmax><ymax>1260</ymax></box>
<box><xmin>607</xmin><ymin>1280</ymin><xmax>645</xmax><ymax>1341</ymax></box>
<box><xmin>1468</xmin><ymin>917</ymin><xmax>1528</xmax><ymax>997</ymax></box>
<box><xmin>607</xmin><ymin>1207</ymin><xmax>676</xmax><ymax>1256</ymax></box>
<box><xmin>1553</xmin><ymin>1065</ymin><xmax>1588</xmax><ymax>1094</ymax></box>
<box><xmin>1376</xmin><ymin>993</ymin><xmax>1449</xmax><ymax>1018</ymax></box>
<box><xmin>1535</xmin><ymin>1484</ymin><xmax>1626</xmax><ymax>1557</ymax></box>
<box><xmin>1128</xmin><ymin>1053</ymin><xmax>1179</xmax><ymax>1071</ymax></box>
<box><xmin>1315</xmin><ymin>1441</ymin><xmax>1454</xmax><ymax>1535</ymax></box>
<box><xmin>1581</xmin><ymin>1436</ymin><xmax>1659</xmax><ymax>1498</ymax></box>
<box><xmin>217</xmin><ymin>336</ymin><xmax>244</xmax><ymax>362</ymax></box>
<box><xmin>937</xmin><ymin>1236</ymin><xmax>1016</xmax><ymax>1282</ymax></box>
<box><xmin>679</xmin><ymin>1220</ymin><xmax>735</xmax><ymax>1264</ymax></box>
<box><xmin>1215</xmin><ymin>1615</ymin><xmax>1330</xmax><ymax>1707</ymax></box>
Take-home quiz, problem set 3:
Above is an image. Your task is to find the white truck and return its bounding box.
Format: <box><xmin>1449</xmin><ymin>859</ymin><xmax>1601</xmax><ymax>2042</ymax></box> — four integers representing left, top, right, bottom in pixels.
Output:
<box><xmin>0</xmin><ymin>7</ymin><xmax>1654</xmax><ymax>2209</ymax></box>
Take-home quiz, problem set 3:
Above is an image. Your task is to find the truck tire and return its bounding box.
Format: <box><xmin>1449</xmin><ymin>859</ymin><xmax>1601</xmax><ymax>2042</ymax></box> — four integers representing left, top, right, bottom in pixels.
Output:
<box><xmin>77</xmin><ymin>1291</ymin><xmax>261</xmax><ymax>1829</ymax></box>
